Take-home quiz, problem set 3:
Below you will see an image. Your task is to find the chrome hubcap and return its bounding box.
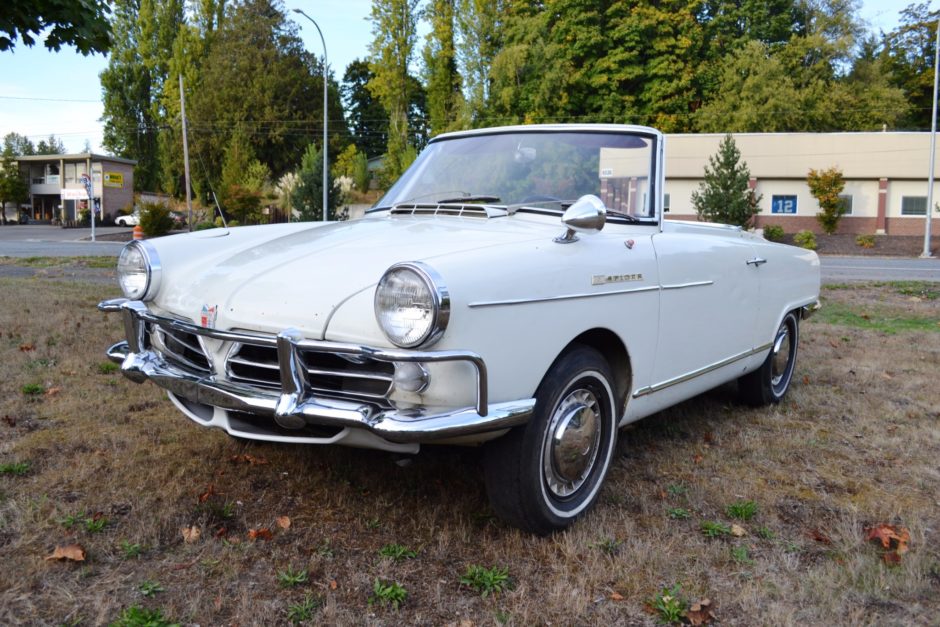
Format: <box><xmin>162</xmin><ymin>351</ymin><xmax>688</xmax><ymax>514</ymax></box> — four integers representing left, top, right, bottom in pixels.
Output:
<box><xmin>543</xmin><ymin>388</ymin><xmax>601</xmax><ymax>498</ymax></box>
<box><xmin>771</xmin><ymin>322</ymin><xmax>792</xmax><ymax>388</ymax></box>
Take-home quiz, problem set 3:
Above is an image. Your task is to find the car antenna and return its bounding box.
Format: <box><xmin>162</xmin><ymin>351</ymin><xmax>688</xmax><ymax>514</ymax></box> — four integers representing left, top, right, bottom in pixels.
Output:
<box><xmin>211</xmin><ymin>191</ymin><xmax>228</xmax><ymax>229</ymax></box>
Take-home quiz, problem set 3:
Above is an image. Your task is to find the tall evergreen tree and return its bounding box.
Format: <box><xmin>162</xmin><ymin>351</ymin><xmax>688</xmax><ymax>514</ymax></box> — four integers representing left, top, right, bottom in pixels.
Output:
<box><xmin>422</xmin><ymin>0</ymin><xmax>464</xmax><ymax>134</ymax></box>
<box><xmin>291</xmin><ymin>143</ymin><xmax>339</xmax><ymax>221</ymax></box>
<box><xmin>368</xmin><ymin>0</ymin><xmax>420</xmax><ymax>179</ymax></box>
<box><xmin>343</xmin><ymin>59</ymin><xmax>388</xmax><ymax>158</ymax></box>
<box><xmin>691</xmin><ymin>134</ymin><xmax>761</xmax><ymax>228</ymax></box>
<box><xmin>0</xmin><ymin>147</ymin><xmax>28</xmax><ymax>225</ymax></box>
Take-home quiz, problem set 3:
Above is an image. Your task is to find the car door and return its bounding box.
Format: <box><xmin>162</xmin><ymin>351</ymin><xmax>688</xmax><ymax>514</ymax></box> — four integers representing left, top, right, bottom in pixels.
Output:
<box><xmin>649</xmin><ymin>229</ymin><xmax>760</xmax><ymax>390</ymax></box>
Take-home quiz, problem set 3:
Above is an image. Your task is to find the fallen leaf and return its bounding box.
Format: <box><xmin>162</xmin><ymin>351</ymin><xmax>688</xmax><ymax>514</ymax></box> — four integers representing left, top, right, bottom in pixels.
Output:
<box><xmin>248</xmin><ymin>528</ymin><xmax>272</xmax><ymax>541</ymax></box>
<box><xmin>19</xmin><ymin>343</ymin><xmax>35</xmax><ymax>352</ymax></box>
<box><xmin>214</xmin><ymin>526</ymin><xmax>227</xmax><ymax>538</ymax></box>
<box><xmin>693</xmin><ymin>454</ymin><xmax>704</xmax><ymax>464</ymax></box>
<box><xmin>230</xmin><ymin>454</ymin><xmax>268</xmax><ymax>465</ymax></box>
<box><xmin>803</xmin><ymin>375</ymin><xmax>810</xmax><ymax>385</ymax></box>
<box><xmin>45</xmin><ymin>387</ymin><xmax>61</xmax><ymax>397</ymax></box>
<box><xmin>809</xmin><ymin>529</ymin><xmax>831</xmax><ymax>544</ymax></box>
<box><xmin>730</xmin><ymin>524</ymin><xmax>746</xmax><ymax>537</ymax></box>
<box><xmin>213</xmin><ymin>595</ymin><xmax>223</xmax><ymax>612</ymax></box>
<box><xmin>45</xmin><ymin>543</ymin><xmax>86</xmax><ymax>561</ymax></box>
<box><xmin>883</xmin><ymin>551</ymin><xmax>902</xmax><ymax>565</ymax></box>
<box><xmin>686</xmin><ymin>598</ymin><xmax>716</xmax><ymax>625</ymax></box>
<box><xmin>181</xmin><ymin>526</ymin><xmax>201</xmax><ymax>543</ymax></box>
<box><xmin>276</xmin><ymin>515</ymin><xmax>291</xmax><ymax>530</ymax></box>
<box><xmin>610</xmin><ymin>591</ymin><xmax>625</xmax><ymax>601</ymax></box>
<box><xmin>198</xmin><ymin>484</ymin><xmax>216</xmax><ymax>503</ymax></box>
<box><xmin>828</xmin><ymin>339</ymin><xmax>839</xmax><ymax>348</ymax></box>
<box><xmin>329</xmin><ymin>579</ymin><xmax>338</xmax><ymax>591</ymax></box>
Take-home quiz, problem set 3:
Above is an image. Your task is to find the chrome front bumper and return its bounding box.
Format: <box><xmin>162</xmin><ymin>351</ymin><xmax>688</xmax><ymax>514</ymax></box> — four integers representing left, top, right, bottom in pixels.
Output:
<box><xmin>98</xmin><ymin>298</ymin><xmax>534</xmax><ymax>444</ymax></box>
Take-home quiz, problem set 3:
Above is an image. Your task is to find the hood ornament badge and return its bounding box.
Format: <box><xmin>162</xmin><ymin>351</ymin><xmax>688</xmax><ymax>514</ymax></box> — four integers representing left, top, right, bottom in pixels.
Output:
<box><xmin>200</xmin><ymin>304</ymin><xmax>218</xmax><ymax>329</ymax></box>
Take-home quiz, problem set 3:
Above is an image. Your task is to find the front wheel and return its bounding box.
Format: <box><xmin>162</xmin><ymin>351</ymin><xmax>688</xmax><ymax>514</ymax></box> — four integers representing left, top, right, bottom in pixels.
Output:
<box><xmin>739</xmin><ymin>311</ymin><xmax>800</xmax><ymax>406</ymax></box>
<box><xmin>483</xmin><ymin>345</ymin><xmax>618</xmax><ymax>535</ymax></box>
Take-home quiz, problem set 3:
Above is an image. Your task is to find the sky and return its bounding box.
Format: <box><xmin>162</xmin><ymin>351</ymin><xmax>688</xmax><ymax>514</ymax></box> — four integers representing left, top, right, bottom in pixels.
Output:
<box><xmin>0</xmin><ymin>0</ymin><xmax>927</xmax><ymax>155</ymax></box>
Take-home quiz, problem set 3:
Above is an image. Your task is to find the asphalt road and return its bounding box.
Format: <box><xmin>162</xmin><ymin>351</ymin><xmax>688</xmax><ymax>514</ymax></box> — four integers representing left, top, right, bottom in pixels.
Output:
<box><xmin>0</xmin><ymin>224</ymin><xmax>127</xmax><ymax>257</ymax></box>
<box><xmin>1</xmin><ymin>225</ymin><xmax>939</xmax><ymax>283</ymax></box>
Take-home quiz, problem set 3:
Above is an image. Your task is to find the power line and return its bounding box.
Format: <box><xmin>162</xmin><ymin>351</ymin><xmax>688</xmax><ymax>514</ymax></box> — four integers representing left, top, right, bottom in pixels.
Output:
<box><xmin>0</xmin><ymin>95</ymin><xmax>101</xmax><ymax>103</ymax></box>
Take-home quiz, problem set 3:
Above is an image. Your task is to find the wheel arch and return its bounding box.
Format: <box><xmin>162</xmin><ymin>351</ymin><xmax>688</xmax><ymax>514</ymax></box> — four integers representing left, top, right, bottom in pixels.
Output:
<box><xmin>552</xmin><ymin>328</ymin><xmax>632</xmax><ymax>414</ymax></box>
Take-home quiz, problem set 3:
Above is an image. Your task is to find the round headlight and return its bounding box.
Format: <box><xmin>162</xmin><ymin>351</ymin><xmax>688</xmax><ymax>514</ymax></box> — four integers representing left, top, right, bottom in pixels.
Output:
<box><xmin>374</xmin><ymin>263</ymin><xmax>449</xmax><ymax>348</ymax></box>
<box><xmin>117</xmin><ymin>241</ymin><xmax>161</xmax><ymax>300</ymax></box>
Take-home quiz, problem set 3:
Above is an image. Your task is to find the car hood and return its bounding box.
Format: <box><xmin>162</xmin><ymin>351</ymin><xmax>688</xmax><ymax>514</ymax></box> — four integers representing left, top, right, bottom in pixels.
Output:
<box><xmin>156</xmin><ymin>215</ymin><xmax>547</xmax><ymax>338</ymax></box>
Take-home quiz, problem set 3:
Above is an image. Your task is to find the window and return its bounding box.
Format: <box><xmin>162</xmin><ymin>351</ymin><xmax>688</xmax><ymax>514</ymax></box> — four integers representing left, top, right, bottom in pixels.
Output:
<box><xmin>663</xmin><ymin>193</ymin><xmax>671</xmax><ymax>212</ymax></box>
<box><xmin>901</xmin><ymin>196</ymin><xmax>927</xmax><ymax>216</ymax></box>
<box><xmin>838</xmin><ymin>194</ymin><xmax>853</xmax><ymax>216</ymax></box>
<box><xmin>771</xmin><ymin>195</ymin><xmax>797</xmax><ymax>214</ymax></box>
<box><xmin>64</xmin><ymin>163</ymin><xmax>76</xmax><ymax>184</ymax></box>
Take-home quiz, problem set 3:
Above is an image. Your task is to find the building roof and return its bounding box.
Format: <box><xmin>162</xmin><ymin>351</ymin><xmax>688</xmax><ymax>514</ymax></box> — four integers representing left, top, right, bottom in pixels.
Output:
<box><xmin>15</xmin><ymin>152</ymin><xmax>137</xmax><ymax>166</ymax></box>
<box><xmin>665</xmin><ymin>132</ymin><xmax>931</xmax><ymax>180</ymax></box>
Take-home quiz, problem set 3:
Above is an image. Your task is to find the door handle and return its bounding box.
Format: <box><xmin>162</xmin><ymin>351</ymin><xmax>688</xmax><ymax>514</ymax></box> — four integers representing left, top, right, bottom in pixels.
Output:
<box><xmin>746</xmin><ymin>257</ymin><xmax>767</xmax><ymax>266</ymax></box>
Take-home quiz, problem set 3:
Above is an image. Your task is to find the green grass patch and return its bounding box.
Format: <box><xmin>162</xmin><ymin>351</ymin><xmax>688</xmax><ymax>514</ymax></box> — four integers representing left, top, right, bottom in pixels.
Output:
<box><xmin>0</xmin><ymin>462</ymin><xmax>30</xmax><ymax>476</ymax></box>
<box><xmin>21</xmin><ymin>383</ymin><xmax>44</xmax><ymax>396</ymax></box>
<box><xmin>815</xmin><ymin>301</ymin><xmax>939</xmax><ymax>334</ymax></box>
<box><xmin>378</xmin><ymin>543</ymin><xmax>418</xmax><ymax>561</ymax></box>
<box><xmin>459</xmin><ymin>565</ymin><xmax>512</xmax><ymax>597</ymax></box>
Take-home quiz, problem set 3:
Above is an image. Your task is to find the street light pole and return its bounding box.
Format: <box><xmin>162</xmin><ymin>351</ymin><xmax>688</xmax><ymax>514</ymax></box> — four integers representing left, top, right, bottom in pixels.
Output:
<box><xmin>922</xmin><ymin>19</ymin><xmax>939</xmax><ymax>258</ymax></box>
<box><xmin>293</xmin><ymin>9</ymin><xmax>329</xmax><ymax>222</ymax></box>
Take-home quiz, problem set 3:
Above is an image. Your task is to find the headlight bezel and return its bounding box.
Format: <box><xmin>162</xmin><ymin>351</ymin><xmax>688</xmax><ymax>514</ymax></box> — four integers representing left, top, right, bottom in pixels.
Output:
<box><xmin>374</xmin><ymin>261</ymin><xmax>450</xmax><ymax>349</ymax></box>
<box><xmin>117</xmin><ymin>240</ymin><xmax>162</xmax><ymax>301</ymax></box>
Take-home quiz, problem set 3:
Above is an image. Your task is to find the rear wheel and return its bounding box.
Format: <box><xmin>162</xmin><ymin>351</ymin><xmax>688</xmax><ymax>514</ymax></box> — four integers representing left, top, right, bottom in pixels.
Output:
<box><xmin>739</xmin><ymin>311</ymin><xmax>799</xmax><ymax>406</ymax></box>
<box><xmin>483</xmin><ymin>345</ymin><xmax>618</xmax><ymax>535</ymax></box>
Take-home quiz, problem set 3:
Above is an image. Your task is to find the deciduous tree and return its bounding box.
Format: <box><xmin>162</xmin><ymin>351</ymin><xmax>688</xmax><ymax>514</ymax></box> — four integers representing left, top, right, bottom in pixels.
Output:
<box><xmin>807</xmin><ymin>166</ymin><xmax>845</xmax><ymax>234</ymax></box>
<box><xmin>0</xmin><ymin>147</ymin><xmax>28</xmax><ymax>225</ymax></box>
<box><xmin>0</xmin><ymin>0</ymin><xmax>112</xmax><ymax>54</ymax></box>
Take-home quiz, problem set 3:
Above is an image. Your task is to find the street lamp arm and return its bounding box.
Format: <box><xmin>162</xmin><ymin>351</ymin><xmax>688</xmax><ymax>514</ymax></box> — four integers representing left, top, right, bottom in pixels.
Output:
<box><xmin>293</xmin><ymin>8</ymin><xmax>329</xmax><ymax>222</ymax></box>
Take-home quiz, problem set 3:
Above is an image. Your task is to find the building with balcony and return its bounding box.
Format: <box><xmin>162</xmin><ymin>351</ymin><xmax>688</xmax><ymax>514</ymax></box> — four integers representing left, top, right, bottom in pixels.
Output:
<box><xmin>16</xmin><ymin>153</ymin><xmax>136</xmax><ymax>223</ymax></box>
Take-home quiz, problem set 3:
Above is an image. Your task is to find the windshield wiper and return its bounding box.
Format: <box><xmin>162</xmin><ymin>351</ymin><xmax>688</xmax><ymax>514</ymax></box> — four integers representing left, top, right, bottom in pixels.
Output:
<box><xmin>436</xmin><ymin>194</ymin><xmax>501</xmax><ymax>204</ymax></box>
<box><xmin>605</xmin><ymin>209</ymin><xmax>643</xmax><ymax>223</ymax></box>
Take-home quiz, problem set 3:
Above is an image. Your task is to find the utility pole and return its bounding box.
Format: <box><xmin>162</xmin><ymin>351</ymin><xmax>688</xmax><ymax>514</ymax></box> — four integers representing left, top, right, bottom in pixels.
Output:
<box><xmin>923</xmin><ymin>20</ymin><xmax>939</xmax><ymax>258</ymax></box>
<box><xmin>180</xmin><ymin>74</ymin><xmax>194</xmax><ymax>232</ymax></box>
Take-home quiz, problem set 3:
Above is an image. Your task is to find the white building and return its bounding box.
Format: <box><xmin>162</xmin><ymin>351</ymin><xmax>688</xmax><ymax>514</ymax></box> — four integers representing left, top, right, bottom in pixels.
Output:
<box><xmin>664</xmin><ymin>132</ymin><xmax>940</xmax><ymax>236</ymax></box>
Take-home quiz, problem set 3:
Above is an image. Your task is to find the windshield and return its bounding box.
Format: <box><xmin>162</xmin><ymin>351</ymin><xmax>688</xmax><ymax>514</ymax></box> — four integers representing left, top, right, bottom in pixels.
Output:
<box><xmin>373</xmin><ymin>130</ymin><xmax>658</xmax><ymax>220</ymax></box>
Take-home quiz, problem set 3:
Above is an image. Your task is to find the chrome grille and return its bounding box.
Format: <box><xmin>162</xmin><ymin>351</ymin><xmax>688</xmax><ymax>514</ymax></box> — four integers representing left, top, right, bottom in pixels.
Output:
<box><xmin>227</xmin><ymin>344</ymin><xmax>395</xmax><ymax>402</ymax></box>
<box><xmin>153</xmin><ymin>326</ymin><xmax>212</xmax><ymax>375</ymax></box>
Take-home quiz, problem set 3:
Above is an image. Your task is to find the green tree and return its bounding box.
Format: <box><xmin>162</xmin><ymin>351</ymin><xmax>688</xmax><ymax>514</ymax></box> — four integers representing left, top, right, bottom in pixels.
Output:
<box><xmin>3</xmin><ymin>133</ymin><xmax>35</xmax><ymax>156</ymax></box>
<box><xmin>422</xmin><ymin>0</ymin><xmax>464</xmax><ymax>134</ymax></box>
<box><xmin>807</xmin><ymin>166</ymin><xmax>845</xmax><ymax>234</ymax></box>
<box><xmin>691</xmin><ymin>134</ymin><xmax>761</xmax><ymax>228</ymax></box>
<box><xmin>879</xmin><ymin>3</ymin><xmax>940</xmax><ymax>129</ymax></box>
<box><xmin>352</xmin><ymin>151</ymin><xmax>370</xmax><ymax>193</ymax></box>
<box><xmin>0</xmin><ymin>148</ymin><xmax>28</xmax><ymax>225</ymax></box>
<box><xmin>343</xmin><ymin>59</ymin><xmax>388</xmax><ymax>158</ymax></box>
<box><xmin>456</xmin><ymin>0</ymin><xmax>502</xmax><ymax>123</ymax></box>
<box><xmin>218</xmin><ymin>129</ymin><xmax>269</xmax><ymax>224</ymax></box>
<box><xmin>368</xmin><ymin>0</ymin><xmax>420</xmax><ymax>180</ymax></box>
<box><xmin>100</xmin><ymin>0</ymin><xmax>185</xmax><ymax>192</ymax></box>
<box><xmin>0</xmin><ymin>0</ymin><xmax>112</xmax><ymax>54</ymax></box>
<box><xmin>188</xmin><ymin>0</ymin><xmax>341</xmax><ymax>192</ymax></box>
<box><xmin>291</xmin><ymin>143</ymin><xmax>339</xmax><ymax>221</ymax></box>
<box><xmin>35</xmin><ymin>135</ymin><xmax>66</xmax><ymax>154</ymax></box>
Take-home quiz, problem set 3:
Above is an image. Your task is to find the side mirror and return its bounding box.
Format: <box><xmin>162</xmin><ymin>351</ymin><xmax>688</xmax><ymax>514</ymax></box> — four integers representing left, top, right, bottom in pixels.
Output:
<box><xmin>554</xmin><ymin>195</ymin><xmax>607</xmax><ymax>244</ymax></box>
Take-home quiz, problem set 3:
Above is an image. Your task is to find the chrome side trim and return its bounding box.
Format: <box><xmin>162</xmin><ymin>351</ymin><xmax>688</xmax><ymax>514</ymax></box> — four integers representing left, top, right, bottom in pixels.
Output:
<box><xmin>468</xmin><ymin>285</ymin><xmax>659</xmax><ymax>308</ymax></box>
<box><xmin>661</xmin><ymin>280</ymin><xmax>714</xmax><ymax>290</ymax></box>
<box><xmin>632</xmin><ymin>342</ymin><xmax>774</xmax><ymax>398</ymax></box>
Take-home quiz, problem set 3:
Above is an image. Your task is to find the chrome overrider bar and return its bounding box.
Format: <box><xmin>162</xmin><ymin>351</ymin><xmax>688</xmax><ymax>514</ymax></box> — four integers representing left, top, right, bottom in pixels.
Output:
<box><xmin>97</xmin><ymin>298</ymin><xmax>534</xmax><ymax>443</ymax></box>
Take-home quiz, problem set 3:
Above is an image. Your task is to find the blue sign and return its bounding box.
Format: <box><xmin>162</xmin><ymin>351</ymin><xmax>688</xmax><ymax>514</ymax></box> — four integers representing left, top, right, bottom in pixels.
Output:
<box><xmin>771</xmin><ymin>195</ymin><xmax>797</xmax><ymax>214</ymax></box>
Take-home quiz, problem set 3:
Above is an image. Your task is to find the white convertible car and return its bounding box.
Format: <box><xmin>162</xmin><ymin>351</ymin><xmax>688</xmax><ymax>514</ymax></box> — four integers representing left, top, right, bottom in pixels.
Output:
<box><xmin>99</xmin><ymin>125</ymin><xmax>819</xmax><ymax>534</ymax></box>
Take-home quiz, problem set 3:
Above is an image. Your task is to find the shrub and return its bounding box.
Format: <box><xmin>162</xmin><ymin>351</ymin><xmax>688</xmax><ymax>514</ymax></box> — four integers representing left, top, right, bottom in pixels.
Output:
<box><xmin>807</xmin><ymin>167</ymin><xmax>845</xmax><ymax>235</ymax></box>
<box><xmin>793</xmin><ymin>229</ymin><xmax>817</xmax><ymax>250</ymax></box>
<box><xmin>856</xmin><ymin>234</ymin><xmax>876</xmax><ymax>249</ymax></box>
<box><xmin>762</xmin><ymin>224</ymin><xmax>785</xmax><ymax>242</ymax></box>
<box><xmin>194</xmin><ymin>221</ymin><xmax>216</xmax><ymax>231</ymax></box>
<box><xmin>139</xmin><ymin>202</ymin><xmax>174</xmax><ymax>237</ymax></box>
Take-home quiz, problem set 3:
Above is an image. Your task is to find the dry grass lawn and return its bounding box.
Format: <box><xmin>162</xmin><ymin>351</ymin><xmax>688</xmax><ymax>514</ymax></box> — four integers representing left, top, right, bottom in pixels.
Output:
<box><xmin>0</xmin><ymin>271</ymin><xmax>938</xmax><ymax>626</ymax></box>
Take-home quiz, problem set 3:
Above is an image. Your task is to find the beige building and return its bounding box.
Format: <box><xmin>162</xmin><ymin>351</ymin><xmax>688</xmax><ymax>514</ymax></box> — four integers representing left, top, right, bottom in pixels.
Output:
<box><xmin>665</xmin><ymin>132</ymin><xmax>940</xmax><ymax>236</ymax></box>
<box><xmin>15</xmin><ymin>153</ymin><xmax>136</xmax><ymax>224</ymax></box>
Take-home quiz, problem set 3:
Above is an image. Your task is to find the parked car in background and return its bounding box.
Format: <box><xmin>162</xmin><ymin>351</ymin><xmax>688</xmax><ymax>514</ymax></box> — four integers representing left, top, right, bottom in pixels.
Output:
<box><xmin>115</xmin><ymin>210</ymin><xmax>140</xmax><ymax>227</ymax></box>
<box><xmin>98</xmin><ymin>124</ymin><xmax>820</xmax><ymax>534</ymax></box>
